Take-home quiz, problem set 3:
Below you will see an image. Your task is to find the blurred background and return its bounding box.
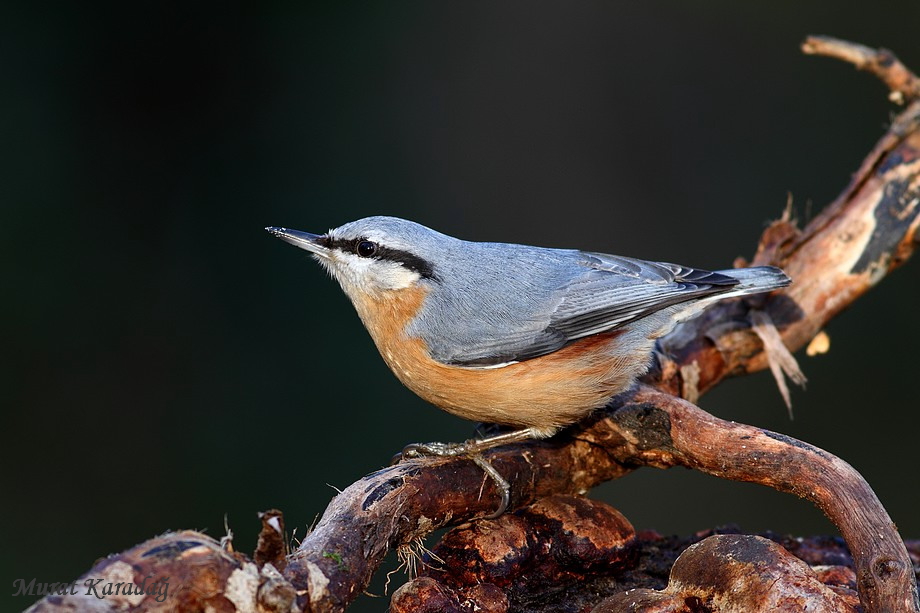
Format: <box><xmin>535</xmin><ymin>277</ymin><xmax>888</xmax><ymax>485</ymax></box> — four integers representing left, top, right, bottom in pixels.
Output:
<box><xmin>3</xmin><ymin>2</ymin><xmax>919</xmax><ymax>611</ymax></box>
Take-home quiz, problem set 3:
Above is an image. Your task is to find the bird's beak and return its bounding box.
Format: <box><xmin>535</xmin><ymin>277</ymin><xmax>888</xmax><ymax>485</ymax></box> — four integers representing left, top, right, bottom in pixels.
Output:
<box><xmin>265</xmin><ymin>226</ymin><xmax>330</xmax><ymax>257</ymax></box>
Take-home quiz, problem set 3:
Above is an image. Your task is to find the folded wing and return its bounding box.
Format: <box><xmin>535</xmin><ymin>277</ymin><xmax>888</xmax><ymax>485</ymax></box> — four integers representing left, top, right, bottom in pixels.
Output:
<box><xmin>445</xmin><ymin>252</ymin><xmax>742</xmax><ymax>366</ymax></box>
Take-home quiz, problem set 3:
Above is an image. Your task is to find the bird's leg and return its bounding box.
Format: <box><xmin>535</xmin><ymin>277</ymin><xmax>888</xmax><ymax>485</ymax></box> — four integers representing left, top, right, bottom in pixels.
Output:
<box><xmin>398</xmin><ymin>427</ymin><xmax>540</xmax><ymax>458</ymax></box>
<box><xmin>394</xmin><ymin>427</ymin><xmax>541</xmax><ymax>517</ymax></box>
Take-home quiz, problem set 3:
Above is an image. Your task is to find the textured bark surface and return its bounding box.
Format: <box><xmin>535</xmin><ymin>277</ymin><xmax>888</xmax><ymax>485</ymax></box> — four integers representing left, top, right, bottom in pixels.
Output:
<box><xmin>392</xmin><ymin>501</ymin><xmax>869</xmax><ymax>613</ymax></box>
<box><xmin>25</xmin><ymin>37</ymin><xmax>920</xmax><ymax>613</ymax></box>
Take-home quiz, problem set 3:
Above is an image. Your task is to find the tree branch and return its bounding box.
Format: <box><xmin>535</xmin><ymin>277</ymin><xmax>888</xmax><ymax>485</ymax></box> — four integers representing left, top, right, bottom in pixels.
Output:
<box><xmin>293</xmin><ymin>35</ymin><xmax>920</xmax><ymax>613</ymax></box>
<box><xmin>27</xmin><ymin>36</ymin><xmax>920</xmax><ymax>613</ymax></box>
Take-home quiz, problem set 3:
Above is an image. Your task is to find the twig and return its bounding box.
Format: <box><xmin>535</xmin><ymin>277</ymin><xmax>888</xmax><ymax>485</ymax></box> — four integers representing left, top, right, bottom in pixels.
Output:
<box><xmin>802</xmin><ymin>35</ymin><xmax>920</xmax><ymax>104</ymax></box>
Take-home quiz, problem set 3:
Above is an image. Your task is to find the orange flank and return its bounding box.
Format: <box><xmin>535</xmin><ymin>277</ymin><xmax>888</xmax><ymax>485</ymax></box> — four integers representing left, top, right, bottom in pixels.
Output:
<box><xmin>350</xmin><ymin>286</ymin><xmax>640</xmax><ymax>435</ymax></box>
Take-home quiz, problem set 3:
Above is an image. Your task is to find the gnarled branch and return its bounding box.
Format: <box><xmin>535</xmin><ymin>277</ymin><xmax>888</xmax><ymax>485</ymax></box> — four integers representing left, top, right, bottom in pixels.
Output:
<box><xmin>27</xmin><ymin>36</ymin><xmax>920</xmax><ymax>613</ymax></box>
<box><xmin>288</xmin><ymin>35</ymin><xmax>920</xmax><ymax>613</ymax></box>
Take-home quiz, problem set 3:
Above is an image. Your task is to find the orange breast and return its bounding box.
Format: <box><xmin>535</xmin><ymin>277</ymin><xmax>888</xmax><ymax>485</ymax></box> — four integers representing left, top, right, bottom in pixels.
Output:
<box><xmin>350</xmin><ymin>286</ymin><xmax>649</xmax><ymax>436</ymax></box>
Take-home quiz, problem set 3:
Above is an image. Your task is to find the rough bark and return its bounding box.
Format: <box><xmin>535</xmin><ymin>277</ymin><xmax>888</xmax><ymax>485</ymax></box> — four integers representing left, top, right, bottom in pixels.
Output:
<box><xmin>26</xmin><ymin>37</ymin><xmax>920</xmax><ymax>613</ymax></box>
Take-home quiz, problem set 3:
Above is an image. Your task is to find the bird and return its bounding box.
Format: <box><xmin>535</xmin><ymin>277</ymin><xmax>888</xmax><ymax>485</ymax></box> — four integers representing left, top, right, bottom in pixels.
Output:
<box><xmin>266</xmin><ymin>216</ymin><xmax>790</xmax><ymax>451</ymax></box>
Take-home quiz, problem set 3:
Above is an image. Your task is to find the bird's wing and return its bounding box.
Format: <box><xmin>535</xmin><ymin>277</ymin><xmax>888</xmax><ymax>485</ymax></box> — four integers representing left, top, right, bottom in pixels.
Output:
<box><xmin>545</xmin><ymin>253</ymin><xmax>739</xmax><ymax>340</ymax></box>
<box><xmin>444</xmin><ymin>253</ymin><xmax>739</xmax><ymax>366</ymax></box>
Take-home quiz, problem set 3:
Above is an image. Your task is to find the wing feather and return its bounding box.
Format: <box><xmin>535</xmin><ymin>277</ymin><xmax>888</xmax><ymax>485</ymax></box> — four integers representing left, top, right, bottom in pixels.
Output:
<box><xmin>443</xmin><ymin>252</ymin><xmax>739</xmax><ymax>366</ymax></box>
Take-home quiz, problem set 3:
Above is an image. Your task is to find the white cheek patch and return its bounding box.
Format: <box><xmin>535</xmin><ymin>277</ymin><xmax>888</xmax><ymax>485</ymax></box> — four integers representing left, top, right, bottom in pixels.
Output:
<box><xmin>327</xmin><ymin>252</ymin><xmax>421</xmax><ymax>295</ymax></box>
<box><xmin>373</xmin><ymin>262</ymin><xmax>421</xmax><ymax>290</ymax></box>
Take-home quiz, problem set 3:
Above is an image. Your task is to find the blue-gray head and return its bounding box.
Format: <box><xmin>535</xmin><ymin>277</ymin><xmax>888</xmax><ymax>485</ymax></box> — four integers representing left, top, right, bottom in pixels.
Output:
<box><xmin>265</xmin><ymin>216</ymin><xmax>449</xmax><ymax>301</ymax></box>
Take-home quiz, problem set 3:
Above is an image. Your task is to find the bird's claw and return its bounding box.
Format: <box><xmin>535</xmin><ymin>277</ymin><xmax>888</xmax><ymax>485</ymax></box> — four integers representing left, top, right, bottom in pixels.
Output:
<box><xmin>391</xmin><ymin>441</ymin><xmax>511</xmax><ymax>518</ymax></box>
<box><xmin>391</xmin><ymin>441</ymin><xmax>465</xmax><ymax>465</ymax></box>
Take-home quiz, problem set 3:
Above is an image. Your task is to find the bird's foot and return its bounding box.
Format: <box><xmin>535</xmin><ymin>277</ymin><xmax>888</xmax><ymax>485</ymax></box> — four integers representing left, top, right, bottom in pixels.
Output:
<box><xmin>392</xmin><ymin>427</ymin><xmax>541</xmax><ymax>518</ymax></box>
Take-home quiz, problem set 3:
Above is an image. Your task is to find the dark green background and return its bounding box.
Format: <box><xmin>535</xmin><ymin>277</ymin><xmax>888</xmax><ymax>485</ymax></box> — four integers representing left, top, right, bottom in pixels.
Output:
<box><xmin>4</xmin><ymin>3</ymin><xmax>918</xmax><ymax>611</ymax></box>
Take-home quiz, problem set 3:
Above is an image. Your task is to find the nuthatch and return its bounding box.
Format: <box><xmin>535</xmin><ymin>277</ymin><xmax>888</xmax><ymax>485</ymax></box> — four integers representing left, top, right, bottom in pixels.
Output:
<box><xmin>270</xmin><ymin>216</ymin><xmax>790</xmax><ymax>514</ymax></box>
<box><xmin>268</xmin><ymin>216</ymin><xmax>789</xmax><ymax>440</ymax></box>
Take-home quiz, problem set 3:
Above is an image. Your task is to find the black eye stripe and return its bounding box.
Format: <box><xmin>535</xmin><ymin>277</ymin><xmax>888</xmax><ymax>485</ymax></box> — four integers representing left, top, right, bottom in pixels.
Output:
<box><xmin>325</xmin><ymin>237</ymin><xmax>375</xmax><ymax>255</ymax></box>
<box><xmin>324</xmin><ymin>236</ymin><xmax>438</xmax><ymax>281</ymax></box>
<box><xmin>376</xmin><ymin>246</ymin><xmax>438</xmax><ymax>281</ymax></box>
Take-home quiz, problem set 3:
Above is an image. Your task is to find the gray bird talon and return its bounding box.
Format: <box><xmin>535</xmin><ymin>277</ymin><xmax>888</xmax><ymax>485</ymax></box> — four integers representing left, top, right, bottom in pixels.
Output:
<box><xmin>472</xmin><ymin>454</ymin><xmax>511</xmax><ymax>518</ymax></box>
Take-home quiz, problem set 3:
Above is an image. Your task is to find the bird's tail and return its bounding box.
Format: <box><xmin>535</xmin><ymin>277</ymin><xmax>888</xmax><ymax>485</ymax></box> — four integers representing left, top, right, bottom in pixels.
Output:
<box><xmin>716</xmin><ymin>266</ymin><xmax>791</xmax><ymax>298</ymax></box>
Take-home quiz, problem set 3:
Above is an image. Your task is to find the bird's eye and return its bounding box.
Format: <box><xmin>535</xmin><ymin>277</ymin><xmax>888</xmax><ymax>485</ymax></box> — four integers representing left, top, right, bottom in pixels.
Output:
<box><xmin>356</xmin><ymin>240</ymin><xmax>378</xmax><ymax>258</ymax></box>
